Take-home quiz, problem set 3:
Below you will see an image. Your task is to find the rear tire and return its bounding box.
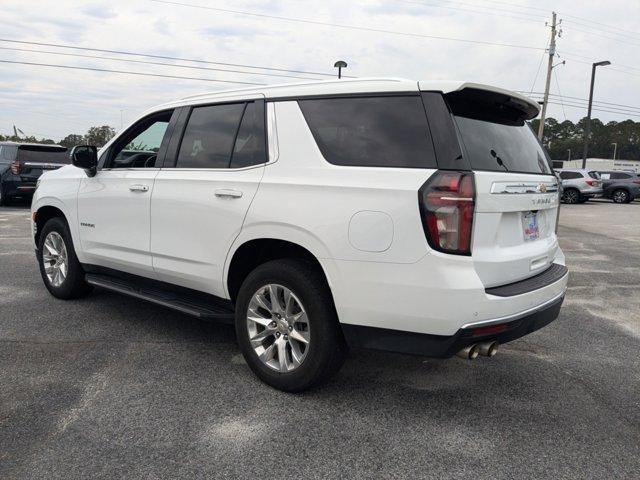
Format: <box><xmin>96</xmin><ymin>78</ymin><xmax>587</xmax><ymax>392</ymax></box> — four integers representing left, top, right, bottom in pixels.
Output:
<box><xmin>612</xmin><ymin>189</ymin><xmax>629</xmax><ymax>204</ymax></box>
<box><xmin>37</xmin><ymin>217</ymin><xmax>93</xmax><ymax>299</ymax></box>
<box><xmin>235</xmin><ymin>258</ymin><xmax>348</xmax><ymax>392</ymax></box>
<box><xmin>562</xmin><ymin>188</ymin><xmax>580</xmax><ymax>204</ymax></box>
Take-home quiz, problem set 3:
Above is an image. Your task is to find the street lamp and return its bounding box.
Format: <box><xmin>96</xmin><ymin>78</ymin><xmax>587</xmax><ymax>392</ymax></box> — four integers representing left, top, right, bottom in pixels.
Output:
<box><xmin>611</xmin><ymin>142</ymin><xmax>617</xmax><ymax>160</ymax></box>
<box><xmin>334</xmin><ymin>60</ymin><xmax>347</xmax><ymax>79</ymax></box>
<box><xmin>581</xmin><ymin>60</ymin><xmax>611</xmax><ymax>168</ymax></box>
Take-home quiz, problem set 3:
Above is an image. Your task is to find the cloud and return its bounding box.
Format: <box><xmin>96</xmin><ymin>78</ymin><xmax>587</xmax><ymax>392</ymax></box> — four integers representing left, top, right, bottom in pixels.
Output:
<box><xmin>0</xmin><ymin>0</ymin><xmax>638</xmax><ymax>141</ymax></box>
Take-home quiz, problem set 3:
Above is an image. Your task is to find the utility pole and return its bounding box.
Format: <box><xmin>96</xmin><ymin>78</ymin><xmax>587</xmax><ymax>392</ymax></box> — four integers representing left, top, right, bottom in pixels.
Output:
<box><xmin>537</xmin><ymin>11</ymin><xmax>558</xmax><ymax>141</ymax></box>
<box><xmin>611</xmin><ymin>142</ymin><xmax>617</xmax><ymax>160</ymax></box>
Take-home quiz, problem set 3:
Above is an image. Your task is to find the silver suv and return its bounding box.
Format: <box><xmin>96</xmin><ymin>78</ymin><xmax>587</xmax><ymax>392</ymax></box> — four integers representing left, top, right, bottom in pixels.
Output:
<box><xmin>555</xmin><ymin>168</ymin><xmax>603</xmax><ymax>204</ymax></box>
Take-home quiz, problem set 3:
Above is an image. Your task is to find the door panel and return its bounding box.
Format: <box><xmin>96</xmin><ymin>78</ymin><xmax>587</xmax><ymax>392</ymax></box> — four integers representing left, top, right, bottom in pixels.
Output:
<box><xmin>77</xmin><ymin>169</ymin><xmax>159</xmax><ymax>275</ymax></box>
<box><xmin>150</xmin><ymin>167</ymin><xmax>263</xmax><ymax>295</ymax></box>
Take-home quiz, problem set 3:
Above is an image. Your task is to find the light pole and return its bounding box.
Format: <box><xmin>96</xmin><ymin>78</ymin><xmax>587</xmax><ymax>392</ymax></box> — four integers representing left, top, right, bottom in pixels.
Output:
<box><xmin>581</xmin><ymin>60</ymin><xmax>611</xmax><ymax>168</ymax></box>
<box><xmin>334</xmin><ymin>60</ymin><xmax>347</xmax><ymax>79</ymax></box>
<box><xmin>611</xmin><ymin>142</ymin><xmax>617</xmax><ymax>160</ymax></box>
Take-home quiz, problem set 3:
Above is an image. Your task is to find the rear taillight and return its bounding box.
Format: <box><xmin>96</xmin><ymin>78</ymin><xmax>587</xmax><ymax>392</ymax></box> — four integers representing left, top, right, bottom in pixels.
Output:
<box><xmin>633</xmin><ymin>180</ymin><xmax>640</xmax><ymax>185</ymax></box>
<box><xmin>419</xmin><ymin>170</ymin><xmax>475</xmax><ymax>256</ymax></box>
<box><xmin>585</xmin><ymin>180</ymin><xmax>594</xmax><ymax>186</ymax></box>
<box><xmin>10</xmin><ymin>161</ymin><xmax>21</xmax><ymax>175</ymax></box>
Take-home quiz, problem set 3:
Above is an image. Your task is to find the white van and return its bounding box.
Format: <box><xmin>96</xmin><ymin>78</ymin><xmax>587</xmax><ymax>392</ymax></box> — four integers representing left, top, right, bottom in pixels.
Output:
<box><xmin>32</xmin><ymin>78</ymin><xmax>568</xmax><ymax>391</ymax></box>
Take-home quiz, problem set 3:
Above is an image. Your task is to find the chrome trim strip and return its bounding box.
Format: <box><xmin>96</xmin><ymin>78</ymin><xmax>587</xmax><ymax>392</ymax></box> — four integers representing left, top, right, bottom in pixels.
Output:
<box><xmin>491</xmin><ymin>181</ymin><xmax>558</xmax><ymax>194</ymax></box>
<box><xmin>461</xmin><ymin>287</ymin><xmax>567</xmax><ymax>330</ymax></box>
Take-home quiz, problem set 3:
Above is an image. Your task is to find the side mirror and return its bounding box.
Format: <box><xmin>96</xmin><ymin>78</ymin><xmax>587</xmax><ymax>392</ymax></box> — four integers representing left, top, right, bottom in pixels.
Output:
<box><xmin>70</xmin><ymin>145</ymin><xmax>98</xmax><ymax>176</ymax></box>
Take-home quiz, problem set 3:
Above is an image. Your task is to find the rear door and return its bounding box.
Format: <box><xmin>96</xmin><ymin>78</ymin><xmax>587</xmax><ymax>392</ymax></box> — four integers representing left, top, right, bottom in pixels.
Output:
<box><xmin>150</xmin><ymin>98</ymin><xmax>266</xmax><ymax>296</ymax></box>
<box><xmin>443</xmin><ymin>89</ymin><xmax>560</xmax><ymax>288</ymax></box>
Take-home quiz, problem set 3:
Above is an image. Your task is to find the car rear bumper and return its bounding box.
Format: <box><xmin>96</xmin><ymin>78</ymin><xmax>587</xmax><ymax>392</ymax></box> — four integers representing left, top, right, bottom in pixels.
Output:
<box><xmin>341</xmin><ymin>292</ymin><xmax>564</xmax><ymax>357</ymax></box>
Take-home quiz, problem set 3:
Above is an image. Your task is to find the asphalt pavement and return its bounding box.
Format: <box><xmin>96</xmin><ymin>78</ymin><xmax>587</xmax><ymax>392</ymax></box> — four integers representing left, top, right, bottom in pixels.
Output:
<box><xmin>1</xmin><ymin>198</ymin><xmax>639</xmax><ymax>479</ymax></box>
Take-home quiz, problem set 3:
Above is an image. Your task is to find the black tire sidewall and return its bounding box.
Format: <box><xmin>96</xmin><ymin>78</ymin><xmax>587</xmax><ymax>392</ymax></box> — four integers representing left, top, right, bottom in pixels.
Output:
<box><xmin>613</xmin><ymin>189</ymin><xmax>628</xmax><ymax>203</ymax></box>
<box><xmin>235</xmin><ymin>259</ymin><xmax>346</xmax><ymax>392</ymax></box>
<box><xmin>37</xmin><ymin>217</ymin><xmax>91</xmax><ymax>299</ymax></box>
<box><xmin>563</xmin><ymin>189</ymin><xmax>579</xmax><ymax>204</ymax></box>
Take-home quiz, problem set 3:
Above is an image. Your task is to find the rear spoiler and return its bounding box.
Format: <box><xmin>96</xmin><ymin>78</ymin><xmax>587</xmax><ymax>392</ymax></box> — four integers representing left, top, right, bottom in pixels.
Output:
<box><xmin>443</xmin><ymin>83</ymin><xmax>540</xmax><ymax>125</ymax></box>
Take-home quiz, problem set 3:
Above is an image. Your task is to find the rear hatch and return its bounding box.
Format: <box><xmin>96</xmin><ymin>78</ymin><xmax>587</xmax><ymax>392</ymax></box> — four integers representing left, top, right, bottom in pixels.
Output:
<box><xmin>446</xmin><ymin>86</ymin><xmax>560</xmax><ymax>288</ymax></box>
<box><xmin>16</xmin><ymin>145</ymin><xmax>69</xmax><ymax>182</ymax></box>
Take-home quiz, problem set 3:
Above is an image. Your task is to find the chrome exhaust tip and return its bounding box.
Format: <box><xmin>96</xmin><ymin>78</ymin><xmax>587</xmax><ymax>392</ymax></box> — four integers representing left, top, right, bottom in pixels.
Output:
<box><xmin>478</xmin><ymin>341</ymin><xmax>499</xmax><ymax>357</ymax></box>
<box><xmin>456</xmin><ymin>344</ymin><xmax>480</xmax><ymax>360</ymax></box>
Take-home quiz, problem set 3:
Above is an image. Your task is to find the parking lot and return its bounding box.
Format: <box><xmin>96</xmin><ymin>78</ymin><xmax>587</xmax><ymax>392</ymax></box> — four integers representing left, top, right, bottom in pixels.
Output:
<box><xmin>1</xmin><ymin>199</ymin><xmax>639</xmax><ymax>479</ymax></box>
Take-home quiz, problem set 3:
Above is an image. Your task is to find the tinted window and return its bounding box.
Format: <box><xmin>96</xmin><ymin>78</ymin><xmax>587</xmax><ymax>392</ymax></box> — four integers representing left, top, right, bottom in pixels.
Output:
<box><xmin>17</xmin><ymin>146</ymin><xmax>68</xmax><ymax>164</ymax></box>
<box><xmin>298</xmin><ymin>96</ymin><xmax>437</xmax><ymax>168</ymax></box>
<box><xmin>230</xmin><ymin>101</ymin><xmax>266</xmax><ymax>168</ymax></box>
<box><xmin>588</xmin><ymin>171</ymin><xmax>601</xmax><ymax>179</ymax></box>
<box><xmin>560</xmin><ymin>171</ymin><xmax>582</xmax><ymax>179</ymax></box>
<box><xmin>109</xmin><ymin>110</ymin><xmax>173</xmax><ymax>168</ymax></box>
<box><xmin>1</xmin><ymin>145</ymin><xmax>18</xmax><ymax>161</ymax></box>
<box><xmin>453</xmin><ymin>116</ymin><xmax>551</xmax><ymax>174</ymax></box>
<box><xmin>177</xmin><ymin>103</ymin><xmax>245</xmax><ymax>169</ymax></box>
<box><xmin>611</xmin><ymin>172</ymin><xmax>631</xmax><ymax>179</ymax></box>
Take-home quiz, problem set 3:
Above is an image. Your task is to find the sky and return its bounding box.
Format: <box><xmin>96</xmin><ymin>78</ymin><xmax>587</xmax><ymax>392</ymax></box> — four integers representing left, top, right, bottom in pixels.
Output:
<box><xmin>1</xmin><ymin>0</ymin><xmax>639</xmax><ymax>141</ymax></box>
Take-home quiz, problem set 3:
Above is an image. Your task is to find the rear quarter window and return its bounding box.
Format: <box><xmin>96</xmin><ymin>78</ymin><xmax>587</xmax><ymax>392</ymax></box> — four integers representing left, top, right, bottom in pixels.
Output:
<box><xmin>17</xmin><ymin>146</ymin><xmax>69</xmax><ymax>164</ymax></box>
<box><xmin>298</xmin><ymin>96</ymin><xmax>437</xmax><ymax>168</ymax></box>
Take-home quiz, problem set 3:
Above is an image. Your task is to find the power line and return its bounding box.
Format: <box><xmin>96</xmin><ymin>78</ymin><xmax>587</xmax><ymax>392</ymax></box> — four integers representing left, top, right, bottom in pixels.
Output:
<box><xmin>542</xmin><ymin>100</ymin><xmax>640</xmax><ymax>118</ymax></box>
<box><xmin>526</xmin><ymin>95</ymin><xmax>640</xmax><ymax>116</ymax></box>
<box><xmin>526</xmin><ymin>92</ymin><xmax>640</xmax><ymax>111</ymax></box>
<box><xmin>529</xmin><ymin>50</ymin><xmax>546</xmax><ymax>93</ymax></box>
<box><xmin>0</xmin><ymin>46</ymin><xmax>321</xmax><ymax>81</ymax></box>
<box><xmin>553</xmin><ymin>70</ymin><xmax>567</xmax><ymax>121</ymax></box>
<box><xmin>0</xmin><ymin>38</ymin><xmax>341</xmax><ymax>77</ymax></box>
<box><xmin>397</xmin><ymin>0</ymin><xmax>545</xmax><ymax>25</ymax></box>
<box><xmin>0</xmin><ymin>59</ymin><xmax>266</xmax><ymax>85</ymax></box>
<box><xmin>562</xmin><ymin>24</ymin><xmax>640</xmax><ymax>48</ymax></box>
<box><xmin>150</xmin><ymin>0</ymin><xmax>546</xmax><ymax>51</ymax></box>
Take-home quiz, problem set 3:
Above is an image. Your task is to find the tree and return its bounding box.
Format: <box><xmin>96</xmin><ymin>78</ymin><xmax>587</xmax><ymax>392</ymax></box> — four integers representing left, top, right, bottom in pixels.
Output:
<box><xmin>59</xmin><ymin>134</ymin><xmax>85</xmax><ymax>149</ymax></box>
<box><xmin>84</xmin><ymin>126</ymin><xmax>116</xmax><ymax>147</ymax></box>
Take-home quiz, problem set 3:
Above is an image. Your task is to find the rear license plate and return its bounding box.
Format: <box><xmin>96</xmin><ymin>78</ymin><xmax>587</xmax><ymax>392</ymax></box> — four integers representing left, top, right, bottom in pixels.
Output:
<box><xmin>522</xmin><ymin>211</ymin><xmax>539</xmax><ymax>242</ymax></box>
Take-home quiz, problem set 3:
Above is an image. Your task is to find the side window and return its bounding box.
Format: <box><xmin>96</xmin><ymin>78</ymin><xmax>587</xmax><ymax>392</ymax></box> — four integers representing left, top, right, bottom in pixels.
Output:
<box><xmin>298</xmin><ymin>96</ymin><xmax>437</xmax><ymax>168</ymax></box>
<box><xmin>176</xmin><ymin>103</ymin><xmax>245</xmax><ymax>169</ymax></box>
<box><xmin>109</xmin><ymin>110</ymin><xmax>173</xmax><ymax>169</ymax></box>
<box><xmin>230</xmin><ymin>101</ymin><xmax>266</xmax><ymax>168</ymax></box>
<box><xmin>560</xmin><ymin>171</ymin><xmax>581</xmax><ymax>180</ymax></box>
<box><xmin>1</xmin><ymin>145</ymin><xmax>17</xmax><ymax>162</ymax></box>
<box><xmin>610</xmin><ymin>172</ymin><xmax>630</xmax><ymax>179</ymax></box>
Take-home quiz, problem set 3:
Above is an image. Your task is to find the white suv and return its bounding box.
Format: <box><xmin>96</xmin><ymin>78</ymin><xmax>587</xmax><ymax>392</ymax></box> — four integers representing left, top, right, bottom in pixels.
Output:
<box><xmin>32</xmin><ymin>79</ymin><xmax>568</xmax><ymax>391</ymax></box>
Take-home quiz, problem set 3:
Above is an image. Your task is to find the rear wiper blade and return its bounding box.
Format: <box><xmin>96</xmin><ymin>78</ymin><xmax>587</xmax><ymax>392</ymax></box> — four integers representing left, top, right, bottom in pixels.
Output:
<box><xmin>490</xmin><ymin>149</ymin><xmax>509</xmax><ymax>171</ymax></box>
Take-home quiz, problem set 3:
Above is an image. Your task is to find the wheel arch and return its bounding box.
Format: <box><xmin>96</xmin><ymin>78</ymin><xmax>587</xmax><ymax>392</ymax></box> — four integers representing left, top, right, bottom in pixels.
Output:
<box><xmin>34</xmin><ymin>203</ymin><xmax>69</xmax><ymax>245</ymax></box>
<box><xmin>225</xmin><ymin>235</ymin><xmax>335</xmax><ymax>306</ymax></box>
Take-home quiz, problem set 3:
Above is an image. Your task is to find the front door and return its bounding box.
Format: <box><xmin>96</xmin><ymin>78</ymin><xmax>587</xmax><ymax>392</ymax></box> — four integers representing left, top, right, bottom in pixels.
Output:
<box><xmin>77</xmin><ymin>110</ymin><xmax>175</xmax><ymax>277</ymax></box>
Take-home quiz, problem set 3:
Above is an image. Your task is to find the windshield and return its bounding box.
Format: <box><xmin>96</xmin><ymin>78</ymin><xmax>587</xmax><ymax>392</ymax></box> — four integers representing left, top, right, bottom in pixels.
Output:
<box><xmin>453</xmin><ymin>116</ymin><xmax>552</xmax><ymax>174</ymax></box>
<box><xmin>17</xmin><ymin>146</ymin><xmax>69</xmax><ymax>164</ymax></box>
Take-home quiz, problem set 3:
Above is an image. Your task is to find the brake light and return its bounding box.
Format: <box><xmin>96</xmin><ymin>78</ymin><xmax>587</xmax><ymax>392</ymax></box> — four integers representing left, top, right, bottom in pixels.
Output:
<box><xmin>633</xmin><ymin>180</ymin><xmax>640</xmax><ymax>185</ymax></box>
<box><xmin>585</xmin><ymin>180</ymin><xmax>594</xmax><ymax>186</ymax></box>
<box><xmin>419</xmin><ymin>171</ymin><xmax>475</xmax><ymax>255</ymax></box>
<box><xmin>10</xmin><ymin>161</ymin><xmax>21</xmax><ymax>175</ymax></box>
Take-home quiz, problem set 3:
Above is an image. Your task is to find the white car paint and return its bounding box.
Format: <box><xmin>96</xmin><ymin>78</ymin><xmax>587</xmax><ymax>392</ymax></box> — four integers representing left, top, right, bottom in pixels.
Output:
<box><xmin>32</xmin><ymin>78</ymin><xmax>567</xmax><ymax>339</ymax></box>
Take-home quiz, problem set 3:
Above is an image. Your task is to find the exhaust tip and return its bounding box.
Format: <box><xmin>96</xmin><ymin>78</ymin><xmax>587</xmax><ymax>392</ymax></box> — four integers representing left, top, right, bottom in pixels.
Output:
<box><xmin>456</xmin><ymin>344</ymin><xmax>480</xmax><ymax>360</ymax></box>
<box><xmin>479</xmin><ymin>341</ymin><xmax>499</xmax><ymax>357</ymax></box>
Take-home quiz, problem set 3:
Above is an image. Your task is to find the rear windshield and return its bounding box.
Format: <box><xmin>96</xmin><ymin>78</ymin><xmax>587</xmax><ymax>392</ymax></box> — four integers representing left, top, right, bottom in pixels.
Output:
<box><xmin>17</xmin><ymin>146</ymin><xmax>69</xmax><ymax>164</ymax></box>
<box><xmin>298</xmin><ymin>96</ymin><xmax>437</xmax><ymax>169</ymax></box>
<box><xmin>453</xmin><ymin>116</ymin><xmax>552</xmax><ymax>174</ymax></box>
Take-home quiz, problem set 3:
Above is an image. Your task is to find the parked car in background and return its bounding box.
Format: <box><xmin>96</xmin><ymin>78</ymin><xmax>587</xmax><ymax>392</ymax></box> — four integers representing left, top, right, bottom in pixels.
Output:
<box><xmin>597</xmin><ymin>170</ymin><xmax>640</xmax><ymax>203</ymax></box>
<box><xmin>0</xmin><ymin>142</ymin><xmax>69</xmax><ymax>205</ymax></box>
<box><xmin>555</xmin><ymin>168</ymin><xmax>603</xmax><ymax>204</ymax></box>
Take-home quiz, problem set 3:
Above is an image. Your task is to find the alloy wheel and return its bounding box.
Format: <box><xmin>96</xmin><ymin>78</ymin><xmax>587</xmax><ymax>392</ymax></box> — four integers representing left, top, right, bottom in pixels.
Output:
<box><xmin>246</xmin><ymin>284</ymin><xmax>311</xmax><ymax>372</ymax></box>
<box><xmin>564</xmin><ymin>190</ymin><xmax>579</xmax><ymax>204</ymax></box>
<box><xmin>613</xmin><ymin>190</ymin><xmax>628</xmax><ymax>203</ymax></box>
<box><xmin>42</xmin><ymin>232</ymin><xmax>68</xmax><ymax>287</ymax></box>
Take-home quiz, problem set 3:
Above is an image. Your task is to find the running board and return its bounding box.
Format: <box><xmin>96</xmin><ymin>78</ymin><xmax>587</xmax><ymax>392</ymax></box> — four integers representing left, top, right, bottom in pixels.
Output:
<box><xmin>85</xmin><ymin>273</ymin><xmax>235</xmax><ymax>322</ymax></box>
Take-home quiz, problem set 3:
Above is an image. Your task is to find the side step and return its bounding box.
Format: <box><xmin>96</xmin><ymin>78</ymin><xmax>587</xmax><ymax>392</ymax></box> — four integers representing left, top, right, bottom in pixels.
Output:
<box><xmin>85</xmin><ymin>273</ymin><xmax>235</xmax><ymax>322</ymax></box>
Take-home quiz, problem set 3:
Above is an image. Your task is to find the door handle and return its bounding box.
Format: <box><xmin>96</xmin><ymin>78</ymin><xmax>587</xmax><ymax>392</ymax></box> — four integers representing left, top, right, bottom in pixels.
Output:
<box><xmin>129</xmin><ymin>184</ymin><xmax>149</xmax><ymax>192</ymax></box>
<box><xmin>215</xmin><ymin>189</ymin><xmax>243</xmax><ymax>198</ymax></box>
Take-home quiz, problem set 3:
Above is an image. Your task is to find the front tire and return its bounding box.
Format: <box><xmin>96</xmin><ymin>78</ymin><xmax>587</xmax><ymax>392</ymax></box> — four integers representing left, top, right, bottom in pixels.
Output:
<box><xmin>37</xmin><ymin>217</ymin><xmax>93</xmax><ymax>299</ymax></box>
<box><xmin>235</xmin><ymin>259</ymin><xmax>347</xmax><ymax>392</ymax></box>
